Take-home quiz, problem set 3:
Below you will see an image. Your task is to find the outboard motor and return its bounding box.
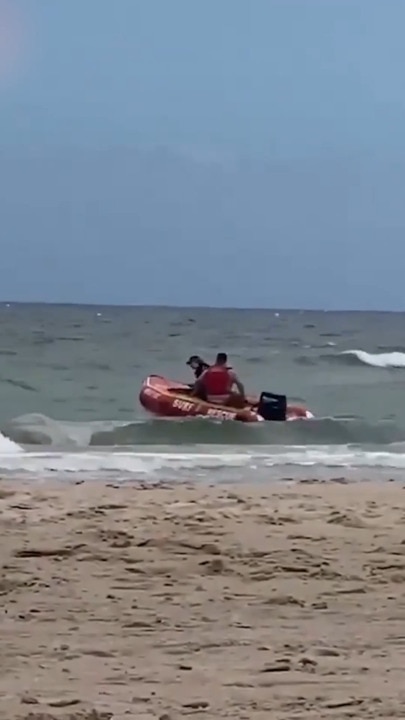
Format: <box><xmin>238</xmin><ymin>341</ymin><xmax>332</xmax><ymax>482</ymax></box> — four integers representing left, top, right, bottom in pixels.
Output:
<box><xmin>257</xmin><ymin>391</ymin><xmax>287</xmax><ymax>421</ymax></box>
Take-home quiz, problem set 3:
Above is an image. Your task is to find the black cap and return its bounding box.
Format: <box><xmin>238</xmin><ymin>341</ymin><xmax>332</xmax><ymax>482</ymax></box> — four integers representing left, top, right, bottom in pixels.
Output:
<box><xmin>186</xmin><ymin>355</ymin><xmax>201</xmax><ymax>365</ymax></box>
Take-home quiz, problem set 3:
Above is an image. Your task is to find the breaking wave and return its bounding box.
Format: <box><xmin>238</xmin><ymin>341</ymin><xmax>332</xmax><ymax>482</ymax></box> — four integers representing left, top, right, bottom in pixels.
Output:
<box><xmin>1</xmin><ymin>412</ymin><xmax>404</xmax><ymax>448</ymax></box>
<box><xmin>341</xmin><ymin>350</ymin><xmax>405</xmax><ymax>368</ymax></box>
<box><xmin>0</xmin><ymin>431</ymin><xmax>23</xmax><ymax>454</ymax></box>
<box><xmin>2</xmin><ymin>415</ymin><xmax>405</xmax><ymax>480</ymax></box>
<box><xmin>317</xmin><ymin>350</ymin><xmax>405</xmax><ymax>369</ymax></box>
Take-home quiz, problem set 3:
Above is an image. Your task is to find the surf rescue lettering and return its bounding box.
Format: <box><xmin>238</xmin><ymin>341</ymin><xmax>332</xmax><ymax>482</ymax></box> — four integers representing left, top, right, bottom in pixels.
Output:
<box><xmin>173</xmin><ymin>398</ymin><xmax>194</xmax><ymax>412</ymax></box>
<box><xmin>207</xmin><ymin>408</ymin><xmax>237</xmax><ymax>420</ymax></box>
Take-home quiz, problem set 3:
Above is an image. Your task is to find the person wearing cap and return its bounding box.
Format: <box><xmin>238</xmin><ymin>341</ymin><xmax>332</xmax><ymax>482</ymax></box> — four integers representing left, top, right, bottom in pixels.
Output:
<box><xmin>186</xmin><ymin>355</ymin><xmax>210</xmax><ymax>380</ymax></box>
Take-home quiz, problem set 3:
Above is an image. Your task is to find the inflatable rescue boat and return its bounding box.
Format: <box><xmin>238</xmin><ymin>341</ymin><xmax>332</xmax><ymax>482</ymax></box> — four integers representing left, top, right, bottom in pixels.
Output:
<box><xmin>139</xmin><ymin>375</ymin><xmax>313</xmax><ymax>423</ymax></box>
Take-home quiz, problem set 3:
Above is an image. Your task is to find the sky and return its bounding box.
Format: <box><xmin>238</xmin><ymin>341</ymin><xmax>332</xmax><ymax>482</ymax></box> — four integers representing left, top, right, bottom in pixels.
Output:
<box><xmin>1</xmin><ymin>0</ymin><xmax>405</xmax><ymax>310</ymax></box>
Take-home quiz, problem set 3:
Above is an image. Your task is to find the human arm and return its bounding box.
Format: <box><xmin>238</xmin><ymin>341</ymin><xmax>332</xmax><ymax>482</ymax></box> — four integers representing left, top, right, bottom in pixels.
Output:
<box><xmin>229</xmin><ymin>370</ymin><xmax>246</xmax><ymax>399</ymax></box>
<box><xmin>190</xmin><ymin>369</ymin><xmax>208</xmax><ymax>396</ymax></box>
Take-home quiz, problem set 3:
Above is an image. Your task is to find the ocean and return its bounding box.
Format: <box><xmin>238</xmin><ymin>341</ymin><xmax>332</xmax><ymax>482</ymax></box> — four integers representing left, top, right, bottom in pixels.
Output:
<box><xmin>1</xmin><ymin>302</ymin><xmax>405</xmax><ymax>483</ymax></box>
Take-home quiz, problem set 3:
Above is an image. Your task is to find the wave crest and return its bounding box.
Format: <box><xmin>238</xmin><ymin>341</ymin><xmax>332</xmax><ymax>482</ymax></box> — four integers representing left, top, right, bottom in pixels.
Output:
<box><xmin>341</xmin><ymin>350</ymin><xmax>405</xmax><ymax>368</ymax></box>
<box><xmin>319</xmin><ymin>349</ymin><xmax>405</xmax><ymax>369</ymax></box>
<box><xmin>0</xmin><ymin>431</ymin><xmax>22</xmax><ymax>454</ymax></box>
<box><xmin>1</xmin><ymin>412</ymin><xmax>403</xmax><ymax>448</ymax></box>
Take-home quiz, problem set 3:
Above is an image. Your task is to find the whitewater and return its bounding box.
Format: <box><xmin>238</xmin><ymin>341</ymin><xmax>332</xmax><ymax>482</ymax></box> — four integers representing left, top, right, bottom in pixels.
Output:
<box><xmin>2</xmin><ymin>431</ymin><xmax>405</xmax><ymax>482</ymax></box>
<box><xmin>341</xmin><ymin>349</ymin><xmax>405</xmax><ymax>368</ymax></box>
<box><xmin>3</xmin><ymin>412</ymin><xmax>405</xmax><ymax>482</ymax></box>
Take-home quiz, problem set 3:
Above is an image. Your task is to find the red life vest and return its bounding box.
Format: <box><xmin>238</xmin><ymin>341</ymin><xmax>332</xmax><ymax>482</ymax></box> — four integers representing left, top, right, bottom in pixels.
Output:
<box><xmin>201</xmin><ymin>365</ymin><xmax>232</xmax><ymax>396</ymax></box>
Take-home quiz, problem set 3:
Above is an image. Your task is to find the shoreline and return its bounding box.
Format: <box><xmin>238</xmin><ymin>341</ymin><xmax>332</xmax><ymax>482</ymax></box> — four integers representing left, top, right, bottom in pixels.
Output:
<box><xmin>1</xmin><ymin>463</ymin><xmax>405</xmax><ymax>485</ymax></box>
<box><xmin>1</xmin><ymin>477</ymin><xmax>405</xmax><ymax>719</ymax></box>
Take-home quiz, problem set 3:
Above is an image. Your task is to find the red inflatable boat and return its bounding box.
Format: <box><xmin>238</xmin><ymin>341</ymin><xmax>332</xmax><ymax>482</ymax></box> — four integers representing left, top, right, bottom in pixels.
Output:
<box><xmin>139</xmin><ymin>375</ymin><xmax>313</xmax><ymax>423</ymax></box>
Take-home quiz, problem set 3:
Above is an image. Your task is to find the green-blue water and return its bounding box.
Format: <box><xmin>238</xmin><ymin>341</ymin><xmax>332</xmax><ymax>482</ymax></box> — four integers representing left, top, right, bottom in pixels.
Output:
<box><xmin>1</xmin><ymin>303</ymin><xmax>405</xmax><ymax>482</ymax></box>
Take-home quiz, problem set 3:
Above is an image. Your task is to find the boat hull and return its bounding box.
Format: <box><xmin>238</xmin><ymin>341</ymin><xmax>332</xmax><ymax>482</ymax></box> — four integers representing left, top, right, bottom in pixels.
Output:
<box><xmin>139</xmin><ymin>375</ymin><xmax>312</xmax><ymax>423</ymax></box>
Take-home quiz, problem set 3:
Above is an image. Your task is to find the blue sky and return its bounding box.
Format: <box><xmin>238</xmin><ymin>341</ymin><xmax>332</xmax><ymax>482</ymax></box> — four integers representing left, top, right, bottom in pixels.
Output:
<box><xmin>1</xmin><ymin>0</ymin><xmax>405</xmax><ymax>309</ymax></box>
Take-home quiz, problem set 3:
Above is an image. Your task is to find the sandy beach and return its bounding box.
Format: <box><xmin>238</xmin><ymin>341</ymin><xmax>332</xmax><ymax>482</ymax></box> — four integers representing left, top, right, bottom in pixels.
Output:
<box><xmin>1</xmin><ymin>478</ymin><xmax>405</xmax><ymax>720</ymax></box>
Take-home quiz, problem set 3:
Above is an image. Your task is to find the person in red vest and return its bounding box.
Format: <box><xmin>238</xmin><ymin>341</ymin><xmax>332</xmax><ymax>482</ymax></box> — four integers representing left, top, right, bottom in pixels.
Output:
<box><xmin>192</xmin><ymin>352</ymin><xmax>246</xmax><ymax>406</ymax></box>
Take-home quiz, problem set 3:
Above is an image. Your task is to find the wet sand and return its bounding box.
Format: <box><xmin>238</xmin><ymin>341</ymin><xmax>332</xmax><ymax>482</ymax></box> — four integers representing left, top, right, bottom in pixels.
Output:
<box><xmin>1</xmin><ymin>478</ymin><xmax>405</xmax><ymax>719</ymax></box>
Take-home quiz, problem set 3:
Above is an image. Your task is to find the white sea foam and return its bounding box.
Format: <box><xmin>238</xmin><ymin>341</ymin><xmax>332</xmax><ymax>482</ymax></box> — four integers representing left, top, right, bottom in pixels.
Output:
<box><xmin>343</xmin><ymin>350</ymin><xmax>405</xmax><ymax>368</ymax></box>
<box><xmin>0</xmin><ymin>431</ymin><xmax>23</xmax><ymax>454</ymax></box>
<box><xmin>0</xmin><ymin>446</ymin><xmax>405</xmax><ymax>479</ymax></box>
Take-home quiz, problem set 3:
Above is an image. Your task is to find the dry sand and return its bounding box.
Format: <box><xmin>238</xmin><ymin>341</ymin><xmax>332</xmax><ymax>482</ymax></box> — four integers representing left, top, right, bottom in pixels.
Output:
<box><xmin>1</xmin><ymin>478</ymin><xmax>405</xmax><ymax>720</ymax></box>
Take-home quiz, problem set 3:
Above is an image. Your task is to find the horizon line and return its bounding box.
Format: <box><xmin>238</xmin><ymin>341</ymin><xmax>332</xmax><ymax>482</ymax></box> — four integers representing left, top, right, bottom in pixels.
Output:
<box><xmin>0</xmin><ymin>299</ymin><xmax>404</xmax><ymax>314</ymax></box>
